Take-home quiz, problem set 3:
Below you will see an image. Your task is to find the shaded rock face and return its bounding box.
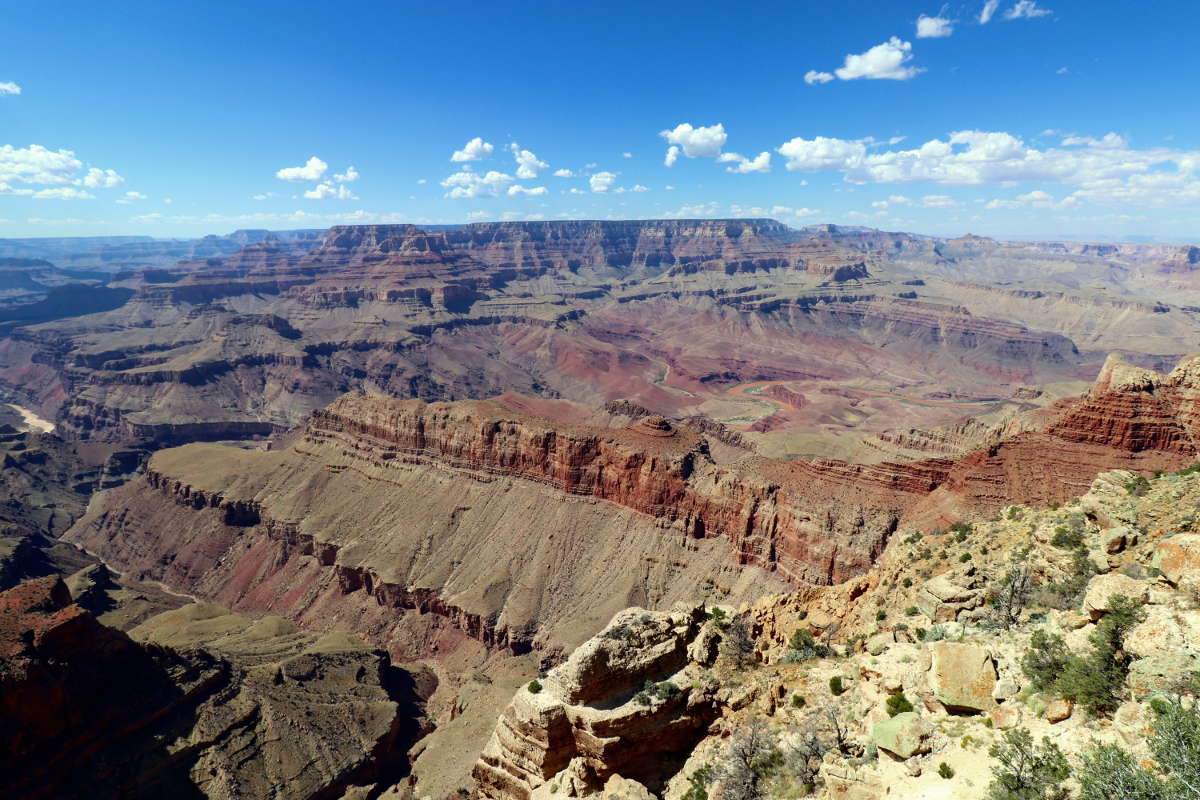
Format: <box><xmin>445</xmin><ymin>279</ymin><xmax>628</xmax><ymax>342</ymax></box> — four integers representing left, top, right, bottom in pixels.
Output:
<box><xmin>0</xmin><ymin>576</ymin><xmax>421</xmax><ymax>800</ymax></box>
<box><xmin>472</xmin><ymin>605</ymin><xmax>720</xmax><ymax>800</ymax></box>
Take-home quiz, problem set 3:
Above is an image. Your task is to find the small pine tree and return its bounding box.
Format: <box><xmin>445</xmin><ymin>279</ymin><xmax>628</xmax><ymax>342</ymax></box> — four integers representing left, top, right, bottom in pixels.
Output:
<box><xmin>527</xmin><ymin>679</ymin><xmax>543</xmax><ymax>693</ymax></box>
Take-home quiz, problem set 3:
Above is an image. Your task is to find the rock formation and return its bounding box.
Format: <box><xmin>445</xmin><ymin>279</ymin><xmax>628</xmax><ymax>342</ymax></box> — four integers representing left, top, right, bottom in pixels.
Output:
<box><xmin>0</xmin><ymin>575</ymin><xmax>422</xmax><ymax>800</ymax></box>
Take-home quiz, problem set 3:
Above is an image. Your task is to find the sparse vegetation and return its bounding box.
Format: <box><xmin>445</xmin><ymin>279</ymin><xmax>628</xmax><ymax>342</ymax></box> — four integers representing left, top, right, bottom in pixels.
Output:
<box><xmin>1124</xmin><ymin>475</ymin><xmax>1151</xmax><ymax>496</ymax></box>
<box><xmin>986</xmin><ymin>556</ymin><xmax>1034</xmax><ymax>630</ymax></box>
<box><xmin>722</xmin><ymin>613</ymin><xmax>757</xmax><ymax>668</ymax></box>
<box><xmin>829</xmin><ymin>676</ymin><xmax>846</xmax><ymax>696</ymax></box>
<box><xmin>787</xmin><ymin>628</ymin><xmax>831</xmax><ymax>661</ymax></box>
<box><xmin>717</xmin><ymin>719</ymin><xmax>782</xmax><ymax>800</ymax></box>
<box><xmin>938</xmin><ymin>762</ymin><xmax>955</xmax><ymax>779</ymax></box>
<box><xmin>885</xmin><ymin>691</ymin><xmax>914</xmax><ymax>717</ymax></box>
<box><xmin>527</xmin><ymin>679</ymin><xmax>543</xmax><ymax>693</ymax></box>
<box><xmin>792</xmin><ymin>693</ymin><xmax>806</xmax><ymax>708</ymax></box>
<box><xmin>986</xmin><ymin>728</ymin><xmax>1070</xmax><ymax>800</ymax></box>
<box><xmin>634</xmin><ymin>679</ymin><xmax>683</xmax><ymax>706</ymax></box>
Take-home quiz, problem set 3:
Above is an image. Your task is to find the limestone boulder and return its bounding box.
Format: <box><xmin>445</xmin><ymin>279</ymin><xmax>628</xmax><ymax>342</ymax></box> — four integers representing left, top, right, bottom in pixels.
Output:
<box><xmin>928</xmin><ymin>642</ymin><xmax>997</xmax><ymax>713</ymax></box>
<box><xmin>1082</xmin><ymin>573</ymin><xmax>1148</xmax><ymax>620</ymax></box>
<box><xmin>1045</xmin><ymin>699</ymin><xmax>1073</xmax><ymax>723</ymax></box>
<box><xmin>1128</xmin><ymin>651</ymin><xmax>1200</xmax><ymax>696</ymax></box>
<box><xmin>1101</xmin><ymin>526</ymin><xmax>1134</xmax><ymax>554</ymax></box>
<box><xmin>872</xmin><ymin>712</ymin><xmax>932</xmax><ymax>759</ymax></box>
<box><xmin>990</xmin><ymin>706</ymin><xmax>1021</xmax><ymax>730</ymax></box>
<box><xmin>916</xmin><ymin>570</ymin><xmax>982</xmax><ymax>622</ymax></box>
<box><xmin>1153</xmin><ymin>534</ymin><xmax>1200</xmax><ymax>585</ymax></box>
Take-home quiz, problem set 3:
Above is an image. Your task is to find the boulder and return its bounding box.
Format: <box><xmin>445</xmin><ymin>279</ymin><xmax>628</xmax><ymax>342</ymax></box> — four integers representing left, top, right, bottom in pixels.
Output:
<box><xmin>1153</xmin><ymin>533</ymin><xmax>1200</xmax><ymax>585</ymax></box>
<box><xmin>916</xmin><ymin>571</ymin><xmax>981</xmax><ymax>622</ymax></box>
<box><xmin>600</xmin><ymin>775</ymin><xmax>655</xmax><ymax>800</ymax></box>
<box><xmin>1082</xmin><ymin>573</ymin><xmax>1149</xmax><ymax>620</ymax></box>
<box><xmin>992</xmin><ymin>680</ymin><xmax>1020</xmax><ymax>701</ymax></box>
<box><xmin>1101</xmin><ymin>526</ymin><xmax>1134</xmax><ymax>554</ymax></box>
<box><xmin>1045</xmin><ymin>699</ymin><xmax>1073</xmax><ymax>723</ymax></box>
<box><xmin>928</xmin><ymin>642</ymin><xmax>997</xmax><ymax>713</ymax></box>
<box><xmin>990</xmin><ymin>706</ymin><xmax>1021</xmax><ymax>730</ymax></box>
<box><xmin>1128</xmin><ymin>651</ymin><xmax>1200</xmax><ymax>696</ymax></box>
<box><xmin>866</xmin><ymin>632</ymin><xmax>895</xmax><ymax>656</ymax></box>
<box><xmin>872</xmin><ymin>712</ymin><xmax>932</xmax><ymax>759</ymax></box>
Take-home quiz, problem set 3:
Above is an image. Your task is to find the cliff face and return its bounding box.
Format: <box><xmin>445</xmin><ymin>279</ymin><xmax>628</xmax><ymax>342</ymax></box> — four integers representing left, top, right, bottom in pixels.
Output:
<box><xmin>64</xmin><ymin>355</ymin><xmax>1200</xmax><ymax>670</ymax></box>
<box><xmin>0</xmin><ymin>576</ymin><xmax>420</xmax><ymax>800</ymax></box>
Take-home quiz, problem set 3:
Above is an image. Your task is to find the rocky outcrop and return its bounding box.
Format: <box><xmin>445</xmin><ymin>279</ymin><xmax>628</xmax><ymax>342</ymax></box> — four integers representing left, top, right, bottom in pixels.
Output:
<box><xmin>0</xmin><ymin>576</ymin><xmax>421</xmax><ymax>800</ymax></box>
<box><xmin>473</xmin><ymin>605</ymin><xmax>722</xmax><ymax>800</ymax></box>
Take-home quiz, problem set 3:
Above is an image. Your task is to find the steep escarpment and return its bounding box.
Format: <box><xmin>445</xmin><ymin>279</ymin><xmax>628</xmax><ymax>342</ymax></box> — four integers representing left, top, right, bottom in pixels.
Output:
<box><xmin>0</xmin><ymin>576</ymin><xmax>420</xmax><ymax>800</ymax></box>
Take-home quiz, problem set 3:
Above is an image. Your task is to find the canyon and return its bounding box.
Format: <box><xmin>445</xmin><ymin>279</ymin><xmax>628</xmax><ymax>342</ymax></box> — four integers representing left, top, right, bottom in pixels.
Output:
<box><xmin>1</xmin><ymin>218</ymin><xmax>1199</xmax><ymax>798</ymax></box>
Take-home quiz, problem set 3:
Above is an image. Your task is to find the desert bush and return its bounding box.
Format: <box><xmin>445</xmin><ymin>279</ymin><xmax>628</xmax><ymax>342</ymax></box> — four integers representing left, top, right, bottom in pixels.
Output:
<box><xmin>682</xmin><ymin>765</ymin><xmax>715</xmax><ymax>800</ymax></box>
<box><xmin>1125</xmin><ymin>475</ymin><xmax>1151</xmax><ymax>496</ymax></box>
<box><xmin>938</xmin><ymin>762</ymin><xmax>956</xmax><ymax>779</ymax></box>
<box><xmin>923</xmin><ymin>625</ymin><xmax>948</xmax><ymax>642</ymax></box>
<box><xmin>986</xmin><ymin>728</ymin><xmax>1070</xmax><ymax>800</ymax></box>
<box><xmin>527</xmin><ymin>679</ymin><xmax>543</xmax><ymax>693</ymax></box>
<box><xmin>722</xmin><ymin>613</ymin><xmax>757</xmax><ymax>668</ymax></box>
<box><xmin>1020</xmin><ymin>629</ymin><xmax>1071</xmax><ymax>693</ymax></box>
<box><xmin>986</xmin><ymin>558</ymin><xmax>1035</xmax><ymax>629</ymax></box>
<box><xmin>886</xmin><ymin>692</ymin><xmax>914</xmax><ymax>717</ymax></box>
<box><xmin>792</xmin><ymin>693</ymin><xmax>806</xmax><ymax>708</ymax></box>
<box><xmin>1077</xmin><ymin>699</ymin><xmax>1200</xmax><ymax>800</ymax></box>
<box><xmin>788</xmin><ymin>628</ymin><xmax>831</xmax><ymax>661</ymax></box>
<box><xmin>829</xmin><ymin>676</ymin><xmax>846</xmax><ymax>696</ymax></box>
<box><xmin>718</xmin><ymin>719</ymin><xmax>782</xmax><ymax>800</ymax></box>
<box><xmin>1038</xmin><ymin>547</ymin><xmax>1096</xmax><ymax>609</ymax></box>
<box><xmin>902</xmin><ymin>577</ymin><xmax>913</xmax><ymax>588</ymax></box>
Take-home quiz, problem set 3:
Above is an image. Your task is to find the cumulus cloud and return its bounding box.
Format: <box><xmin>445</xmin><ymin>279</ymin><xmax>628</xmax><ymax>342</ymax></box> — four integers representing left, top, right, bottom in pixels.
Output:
<box><xmin>115</xmin><ymin>191</ymin><xmax>147</xmax><ymax>205</ymax></box>
<box><xmin>553</xmin><ymin>168</ymin><xmax>574</xmax><ymax>177</ymax></box>
<box><xmin>660</xmin><ymin>123</ymin><xmax>727</xmax><ymax>160</ymax></box>
<box><xmin>662</xmin><ymin>201</ymin><xmax>721</xmax><ymax>219</ymax></box>
<box><xmin>303</xmin><ymin>182</ymin><xmax>357</xmax><ymax>200</ymax></box>
<box><xmin>252</xmin><ymin>192</ymin><xmax>276</xmax><ymax>200</ymax></box>
<box><xmin>916</xmin><ymin>15</ymin><xmax>954</xmax><ymax>37</ymax></box>
<box><xmin>79</xmin><ymin>167</ymin><xmax>124</xmax><ymax>188</ymax></box>
<box><xmin>507</xmin><ymin>184</ymin><xmax>548</xmax><ymax>196</ymax></box>
<box><xmin>834</xmin><ymin>37</ymin><xmax>923</xmax><ymax>81</ymax></box>
<box><xmin>630</xmin><ymin>184</ymin><xmax>649</xmax><ymax>192</ymax></box>
<box><xmin>589</xmin><ymin>171</ymin><xmax>618</xmax><ymax>193</ymax></box>
<box><xmin>1056</xmin><ymin>66</ymin><xmax>1069</xmax><ymax>75</ymax></box>
<box><xmin>871</xmin><ymin>194</ymin><xmax>913</xmax><ymax>208</ymax></box>
<box><xmin>718</xmin><ymin>151</ymin><xmax>772</xmax><ymax>173</ymax></box>
<box><xmin>0</xmin><ymin>144</ymin><xmax>128</xmax><ymax>199</ymax></box>
<box><xmin>979</xmin><ymin>0</ymin><xmax>1000</xmax><ymax>23</ymax></box>
<box><xmin>441</xmin><ymin>170</ymin><xmax>514</xmax><ymax>198</ymax></box>
<box><xmin>0</xmin><ymin>82</ymin><xmax>20</xmax><ymax>96</ymax></box>
<box><xmin>777</xmin><ymin>136</ymin><xmax>869</xmax><ymax>171</ymax></box>
<box><xmin>986</xmin><ymin>189</ymin><xmax>1072</xmax><ymax>209</ymax></box>
<box><xmin>509</xmin><ymin>144</ymin><xmax>548</xmax><ymax>179</ymax></box>
<box><xmin>622</xmin><ymin>152</ymin><xmax>633</xmax><ymax>158</ymax></box>
<box><xmin>451</xmin><ymin>137</ymin><xmax>494</xmax><ymax>162</ymax></box>
<box><xmin>804</xmin><ymin>70</ymin><xmax>835</xmax><ymax>85</ymax></box>
<box><xmin>276</xmin><ymin>156</ymin><xmax>327</xmax><ymax>182</ymax></box>
<box><xmin>664</xmin><ymin>145</ymin><xmax>680</xmax><ymax>167</ymax></box>
<box><xmin>1004</xmin><ymin>0</ymin><xmax>1051</xmax><ymax>19</ymax></box>
<box><xmin>333</xmin><ymin>166</ymin><xmax>359</xmax><ymax>183</ymax></box>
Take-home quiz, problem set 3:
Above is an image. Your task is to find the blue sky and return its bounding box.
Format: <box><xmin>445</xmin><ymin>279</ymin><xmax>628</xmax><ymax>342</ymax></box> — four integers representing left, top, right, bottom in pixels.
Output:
<box><xmin>2</xmin><ymin>0</ymin><xmax>1198</xmax><ymax>240</ymax></box>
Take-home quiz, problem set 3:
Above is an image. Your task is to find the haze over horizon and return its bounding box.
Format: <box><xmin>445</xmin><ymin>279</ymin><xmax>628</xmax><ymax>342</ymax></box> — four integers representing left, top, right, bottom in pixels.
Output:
<box><xmin>3</xmin><ymin>0</ymin><xmax>1199</xmax><ymax>241</ymax></box>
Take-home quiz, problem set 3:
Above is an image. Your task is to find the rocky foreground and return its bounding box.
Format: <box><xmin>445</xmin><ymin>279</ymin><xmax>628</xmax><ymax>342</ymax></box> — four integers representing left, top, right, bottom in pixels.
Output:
<box><xmin>471</xmin><ymin>463</ymin><xmax>1200</xmax><ymax>800</ymax></box>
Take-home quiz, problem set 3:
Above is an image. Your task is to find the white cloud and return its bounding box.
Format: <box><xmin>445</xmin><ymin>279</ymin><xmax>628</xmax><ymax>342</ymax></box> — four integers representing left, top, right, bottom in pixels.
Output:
<box><xmin>276</xmin><ymin>156</ymin><xmax>327</xmax><ymax>182</ymax></box>
<box><xmin>630</xmin><ymin>184</ymin><xmax>649</xmax><ymax>192</ymax></box>
<box><xmin>1056</xmin><ymin>66</ymin><xmax>1069</xmax><ymax>75</ymax></box>
<box><xmin>979</xmin><ymin>0</ymin><xmax>1000</xmax><ymax>23</ymax></box>
<box><xmin>466</xmin><ymin>210</ymin><xmax>489</xmax><ymax>220</ymax></box>
<box><xmin>441</xmin><ymin>170</ymin><xmax>514</xmax><ymax>198</ymax></box>
<box><xmin>986</xmin><ymin>189</ymin><xmax>1073</xmax><ymax>209</ymax></box>
<box><xmin>451</xmin><ymin>136</ymin><xmax>494</xmax><ymax>162</ymax></box>
<box><xmin>252</xmin><ymin>192</ymin><xmax>276</xmax><ymax>201</ymax></box>
<box><xmin>663</xmin><ymin>201</ymin><xmax>721</xmax><ymax>218</ymax></box>
<box><xmin>589</xmin><ymin>171</ymin><xmax>618</xmax><ymax>193</ymax></box>
<box><xmin>303</xmin><ymin>182</ymin><xmax>357</xmax><ymax>200</ymax></box>
<box><xmin>333</xmin><ymin>166</ymin><xmax>359</xmax><ymax>183</ymax></box>
<box><xmin>922</xmin><ymin>194</ymin><xmax>960</xmax><ymax>207</ymax></box>
<box><xmin>660</xmin><ymin>123</ymin><xmax>727</xmax><ymax>159</ymax></box>
<box><xmin>79</xmin><ymin>167</ymin><xmax>124</xmax><ymax>188</ymax></box>
<box><xmin>664</xmin><ymin>185</ymin><xmax>675</xmax><ymax>191</ymax></box>
<box><xmin>509</xmin><ymin>144</ymin><xmax>548</xmax><ymax>179</ymax></box>
<box><xmin>1061</xmin><ymin>132</ymin><xmax>1126</xmax><ymax>149</ymax></box>
<box><xmin>115</xmin><ymin>190</ymin><xmax>147</xmax><ymax>205</ymax></box>
<box><xmin>718</xmin><ymin>151</ymin><xmax>772</xmax><ymax>173</ymax></box>
<box><xmin>553</xmin><ymin>168</ymin><xmax>574</xmax><ymax>177</ymax></box>
<box><xmin>622</xmin><ymin>152</ymin><xmax>633</xmax><ymax>158</ymax></box>
<box><xmin>10</xmin><ymin>186</ymin><xmax>96</xmax><ymax>200</ymax></box>
<box><xmin>916</xmin><ymin>15</ymin><xmax>954</xmax><ymax>38</ymax></box>
<box><xmin>163</xmin><ymin>198</ymin><xmax>172</xmax><ymax>204</ymax></box>
<box><xmin>871</xmin><ymin>194</ymin><xmax>913</xmax><ymax>208</ymax></box>
<box><xmin>774</xmin><ymin>129</ymin><xmax>1200</xmax><ymax>192</ymax></box>
<box><xmin>417</xmin><ymin>178</ymin><xmax>427</xmax><ymax>184</ymax></box>
<box><xmin>834</xmin><ymin>37</ymin><xmax>923</xmax><ymax>81</ymax></box>
<box><xmin>0</xmin><ymin>82</ymin><xmax>21</xmax><ymax>96</ymax></box>
<box><xmin>1004</xmin><ymin>0</ymin><xmax>1051</xmax><ymax>19</ymax></box>
<box><xmin>507</xmin><ymin>184</ymin><xmax>548</xmax><ymax>196</ymax></box>
<box><xmin>804</xmin><ymin>70</ymin><xmax>834</xmax><ymax>85</ymax></box>
<box><xmin>664</xmin><ymin>145</ymin><xmax>680</xmax><ymax>167</ymax></box>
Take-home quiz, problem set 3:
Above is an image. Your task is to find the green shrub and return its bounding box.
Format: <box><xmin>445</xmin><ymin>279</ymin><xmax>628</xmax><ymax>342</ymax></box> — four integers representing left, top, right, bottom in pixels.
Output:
<box><xmin>787</xmin><ymin>628</ymin><xmax>830</xmax><ymax>661</ymax></box>
<box><xmin>792</xmin><ymin>693</ymin><xmax>806</xmax><ymax>708</ymax></box>
<box><xmin>960</xmin><ymin>552</ymin><xmax>973</xmax><ymax>563</ymax></box>
<box><xmin>902</xmin><ymin>577</ymin><xmax>913</xmax><ymax>588</ymax></box>
<box><xmin>938</xmin><ymin>762</ymin><xmax>955</xmax><ymax>779</ymax></box>
<box><xmin>886</xmin><ymin>692</ymin><xmax>915</xmax><ymax>717</ymax></box>
<box><xmin>1050</xmin><ymin>526</ymin><xmax>1084</xmax><ymax>549</ymax></box>
<box><xmin>1124</xmin><ymin>475</ymin><xmax>1151</xmax><ymax>496</ymax></box>
<box><xmin>681</xmin><ymin>765</ymin><xmax>715</xmax><ymax>800</ymax></box>
<box><xmin>875</xmin><ymin>610</ymin><xmax>887</xmax><ymax>622</ymax></box>
<box><xmin>634</xmin><ymin>679</ymin><xmax>683</xmax><ymax>706</ymax></box>
<box><xmin>604</xmin><ymin>624</ymin><xmax>633</xmax><ymax>640</ymax></box>
<box><xmin>1021</xmin><ymin>629</ymin><xmax>1072</xmax><ymax>692</ymax></box>
<box><xmin>923</xmin><ymin>625</ymin><xmax>947</xmax><ymax>642</ymax></box>
<box><xmin>829</xmin><ymin>676</ymin><xmax>846</xmax><ymax>696</ymax></box>
<box><xmin>905</xmin><ymin>606</ymin><xmax>919</xmax><ymax>616</ymax></box>
<box><xmin>986</xmin><ymin>728</ymin><xmax>1070</xmax><ymax>800</ymax></box>
<box><xmin>527</xmin><ymin>679</ymin><xmax>543</xmax><ymax>693</ymax></box>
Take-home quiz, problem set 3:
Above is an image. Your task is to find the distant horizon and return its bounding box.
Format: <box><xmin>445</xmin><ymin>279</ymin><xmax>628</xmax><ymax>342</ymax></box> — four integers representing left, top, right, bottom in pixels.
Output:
<box><xmin>3</xmin><ymin>1</ymin><xmax>1198</xmax><ymax>243</ymax></box>
<box><xmin>0</xmin><ymin>219</ymin><xmax>1195</xmax><ymax>248</ymax></box>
